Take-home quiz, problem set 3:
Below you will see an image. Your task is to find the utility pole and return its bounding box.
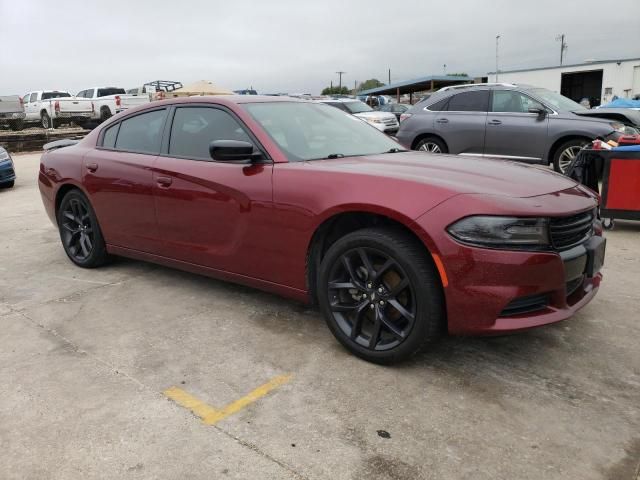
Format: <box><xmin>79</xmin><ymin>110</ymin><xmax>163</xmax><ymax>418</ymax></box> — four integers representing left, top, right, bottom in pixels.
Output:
<box><xmin>336</xmin><ymin>71</ymin><xmax>346</xmax><ymax>91</ymax></box>
<box><xmin>354</xmin><ymin>80</ymin><xmax>357</xmax><ymax>95</ymax></box>
<box><xmin>443</xmin><ymin>64</ymin><xmax>447</xmax><ymax>75</ymax></box>
<box><xmin>388</xmin><ymin>68</ymin><xmax>391</xmax><ymax>85</ymax></box>
<box><xmin>495</xmin><ymin>35</ymin><xmax>501</xmax><ymax>81</ymax></box>
<box><xmin>556</xmin><ymin>34</ymin><xmax>568</xmax><ymax>65</ymax></box>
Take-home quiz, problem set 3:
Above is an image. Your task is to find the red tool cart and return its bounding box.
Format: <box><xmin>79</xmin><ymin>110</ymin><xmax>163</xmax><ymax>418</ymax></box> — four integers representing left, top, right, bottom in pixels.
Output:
<box><xmin>567</xmin><ymin>135</ymin><xmax>640</xmax><ymax>230</ymax></box>
<box><xmin>600</xmin><ymin>144</ymin><xmax>640</xmax><ymax>229</ymax></box>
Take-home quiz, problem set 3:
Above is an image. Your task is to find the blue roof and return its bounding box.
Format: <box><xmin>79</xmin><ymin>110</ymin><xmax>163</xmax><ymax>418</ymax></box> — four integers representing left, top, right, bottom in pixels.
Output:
<box><xmin>358</xmin><ymin>75</ymin><xmax>473</xmax><ymax>95</ymax></box>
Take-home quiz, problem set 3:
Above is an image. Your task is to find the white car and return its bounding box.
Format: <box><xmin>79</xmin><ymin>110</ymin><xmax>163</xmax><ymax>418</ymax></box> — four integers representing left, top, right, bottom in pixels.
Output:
<box><xmin>76</xmin><ymin>87</ymin><xmax>150</xmax><ymax>123</ymax></box>
<box><xmin>318</xmin><ymin>98</ymin><xmax>399</xmax><ymax>134</ymax></box>
<box><xmin>22</xmin><ymin>90</ymin><xmax>93</xmax><ymax>129</ymax></box>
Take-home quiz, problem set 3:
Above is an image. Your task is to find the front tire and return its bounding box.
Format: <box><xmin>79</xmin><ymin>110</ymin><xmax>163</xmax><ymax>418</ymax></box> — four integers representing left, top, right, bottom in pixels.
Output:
<box><xmin>553</xmin><ymin>139</ymin><xmax>589</xmax><ymax>174</ymax></box>
<box><xmin>317</xmin><ymin>228</ymin><xmax>444</xmax><ymax>364</ymax></box>
<box><xmin>415</xmin><ymin>136</ymin><xmax>448</xmax><ymax>154</ymax></box>
<box><xmin>0</xmin><ymin>180</ymin><xmax>14</xmax><ymax>189</ymax></box>
<box><xmin>57</xmin><ymin>190</ymin><xmax>109</xmax><ymax>268</ymax></box>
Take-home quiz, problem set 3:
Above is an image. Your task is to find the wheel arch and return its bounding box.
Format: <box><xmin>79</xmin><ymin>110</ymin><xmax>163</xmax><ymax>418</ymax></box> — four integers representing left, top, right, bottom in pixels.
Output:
<box><xmin>54</xmin><ymin>182</ymin><xmax>90</xmax><ymax>224</ymax></box>
<box><xmin>305</xmin><ymin>209</ymin><xmax>442</xmax><ymax>305</ymax></box>
<box><xmin>547</xmin><ymin>135</ymin><xmax>592</xmax><ymax>164</ymax></box>
<box><xmin>410</xmin><ymin>132</ymin><xmax>448</xmax><ymax>151</ymax></box>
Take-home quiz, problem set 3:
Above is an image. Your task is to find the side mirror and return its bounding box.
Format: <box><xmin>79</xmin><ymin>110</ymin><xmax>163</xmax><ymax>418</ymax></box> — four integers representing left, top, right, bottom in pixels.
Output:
<box><xmin>528</xmin><ymin>107</ymin><xmax>547</xmax><ymax>117</ymax></box>
<box><xmin>209</xmin><ymin>140</ymin><xmax>263</xmax><ymax>162</ymax></box>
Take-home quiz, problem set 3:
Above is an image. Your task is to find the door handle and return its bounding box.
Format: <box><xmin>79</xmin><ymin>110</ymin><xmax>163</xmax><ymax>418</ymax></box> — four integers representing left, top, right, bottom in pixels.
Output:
<box><xmin>86</xmin><ymin>162</ymin><xmax>98</xmax><ymax>172</ymax></box>
<box><xmin>436</xmin><ymin>118</ymin><xmax>449</xmax><ymax>124</ymax></box>
<box><xmin>488</xmin><ymin>119</ymin><xmax>502</xmax><ymax>125</ymax></box>
<box><xmin>156</xmin><ymin>176</ymin><xmax>172</xmax><ymax>187</ymax></box>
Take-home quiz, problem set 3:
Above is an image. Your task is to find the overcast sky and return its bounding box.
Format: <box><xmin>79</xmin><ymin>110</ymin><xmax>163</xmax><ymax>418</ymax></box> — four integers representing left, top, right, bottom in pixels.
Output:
<box><xmin>1</xmin><ymin>0</ymin><xmax>639</xmax><ymax>95</ymax></box>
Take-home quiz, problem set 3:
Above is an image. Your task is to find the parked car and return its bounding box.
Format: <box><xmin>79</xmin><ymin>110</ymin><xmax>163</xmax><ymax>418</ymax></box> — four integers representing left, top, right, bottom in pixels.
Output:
<box><xmin>39</xmin><ymin>96</ymin><xmax>605</xmax><ymax>364</ymax></box>
<box><xmin>0</xmin><ymin>146</ymin><xmax>16</xmax><ymax>188</ymax></box>
<box><xmin>319</xmin><ymin>98</ymin><xmax>399</xmax><ymax>134</ymax></box>
<box><xmin>396</xmin><ymin>83</ymin><xmax>639</xmax><ymax>173</ymax></box>
<box><xmin>76</xmin><ymin>87</ymin><xmax>150</xmax><ymax>123</ymax></box>
<box><xmin>0</xmin><ymin>95</ymin><xmax>26</xmax><ymax>131</ymax></box>
<box><xmin>22</xmin><ymin>91</ymin><xmax>93</xmax><ymax>129</ymax></box>
<box><xmin>379</xmin><ymin>103</ymin><xmax>411</xmax><ymax>121</ymax></box>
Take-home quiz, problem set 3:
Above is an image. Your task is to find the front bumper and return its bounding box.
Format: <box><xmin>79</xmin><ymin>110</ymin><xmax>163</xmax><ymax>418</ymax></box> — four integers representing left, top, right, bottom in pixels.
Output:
<box><xmin>416</xmin><ymin>189</ymin><xmax>603</xmax><ymax>335</ymax></box>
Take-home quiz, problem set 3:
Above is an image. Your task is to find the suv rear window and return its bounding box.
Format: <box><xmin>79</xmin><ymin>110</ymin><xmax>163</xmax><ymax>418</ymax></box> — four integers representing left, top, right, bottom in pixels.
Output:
<box><xmin>445</xmin><ymin>90</ymin><xmax>489</xmax><ymax>112</ymax></box>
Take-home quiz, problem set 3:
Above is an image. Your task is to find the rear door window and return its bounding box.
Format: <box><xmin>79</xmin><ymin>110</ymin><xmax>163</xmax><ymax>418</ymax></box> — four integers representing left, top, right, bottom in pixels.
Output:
<box><xmin>114</xmin><ymin>109</ymin><xmax>167</xmax><ymax>154</ymax></box>
<box><xmin>168</xmin><ymin>106</ymin><xmax>253</xmax><ymax>160</ymax></box>
<box><xmin>426</xmin><ymin>98</ymin><xmax>450</xmax><ymax>111</ymax></box>
<box><xmin>446</xmin><ymin>91</ymin><xmax>489</xmax><ymax>112</ymax></box>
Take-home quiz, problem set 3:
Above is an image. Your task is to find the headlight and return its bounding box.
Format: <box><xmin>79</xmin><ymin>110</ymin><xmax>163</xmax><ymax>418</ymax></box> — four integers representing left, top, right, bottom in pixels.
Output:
<box><xmin>447</xmin><ymin>216</ymin><xmax>550</xmax><ymax>249</ymax></box>
<box><xmin>610</xmin><ymin>122</ymin><xmax>638</xmax><ymax>135</ymax></box>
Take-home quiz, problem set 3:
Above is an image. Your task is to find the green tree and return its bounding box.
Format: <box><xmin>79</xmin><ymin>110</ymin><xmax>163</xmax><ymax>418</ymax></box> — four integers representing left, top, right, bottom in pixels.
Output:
<box><xmin>357</xmin><ymin>79</ymin><xmax>385</xmax><ymax>91</ymax></box>
<box><xmin>321</xmin><ymin>86</ymin><xmax>351</xmax><ymax>95</ymax></box>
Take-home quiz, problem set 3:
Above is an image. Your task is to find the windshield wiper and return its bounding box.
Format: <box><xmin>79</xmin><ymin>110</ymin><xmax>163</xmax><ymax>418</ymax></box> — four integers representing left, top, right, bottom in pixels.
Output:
<box><xmin>326</xmin><ymin>153</ymin><xmax>345</xmax><ymax>159</ymax></box>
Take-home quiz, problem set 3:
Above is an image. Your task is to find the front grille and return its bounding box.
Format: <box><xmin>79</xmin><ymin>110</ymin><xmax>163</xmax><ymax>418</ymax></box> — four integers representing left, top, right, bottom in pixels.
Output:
<box><xmin>566</xmin><ymin>276</ymin><xmax>584</xmax><ymax>297</ymax></box>
<box><xmin>499</xmin><ymin>293</ymin><xmax>550</xmax><ymax>317</ymax></box>
<box><xmin>550</xmin><ymin>209</ymin><xmax>595</xmax><ymax>251</ymax></box>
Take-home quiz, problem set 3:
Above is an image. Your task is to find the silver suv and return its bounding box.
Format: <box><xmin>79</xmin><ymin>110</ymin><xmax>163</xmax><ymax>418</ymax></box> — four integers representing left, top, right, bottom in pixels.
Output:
<box><xmin>396</xmin><ymin>84</ymin><xmax>637</xmax><ymax>172</ymax></box>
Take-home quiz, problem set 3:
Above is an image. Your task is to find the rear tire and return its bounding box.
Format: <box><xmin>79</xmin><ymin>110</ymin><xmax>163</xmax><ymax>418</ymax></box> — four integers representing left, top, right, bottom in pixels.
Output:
<box><xmin>317</xmin><ymin>227</ymin><xmax>445</xmax><ymax>364</ymax></box>
<box><xmin>41</xmin><ymin>112</ymin><xmax>51</xmax><ymax>129</ymax></box>
<box><xmin>553</xmin><ymin>139</ymin><xmax>589</xmax><ymax>174</ymax></box>
<box><xmin>0</xmin><ymin>180</ymin><xmax>14</xmax><ymax>189</ymax></box>
<box><xmin>100</xmin><ymin>107</ymin><xmax>112</xmax><ymax>123</ymax></box>
<box><xmin>57</xmin><ymin>190</ymin><xmax>109</xmax><ymax>268</ymax></box>
<box><xmin>415</xmin><ymin>136</ymin><xmax>448</xmax><ymax>154</ymax></box>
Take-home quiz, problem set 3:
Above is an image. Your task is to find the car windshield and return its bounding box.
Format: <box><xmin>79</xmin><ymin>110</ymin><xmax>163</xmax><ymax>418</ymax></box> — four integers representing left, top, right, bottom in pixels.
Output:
<box><xmin>527</xmin><ymin>87</ymin><xmax>586</xmax><ymax>112</ymax></box>
<box><xmin>244</xmin><ymin>102</ymin><xmax>403</xmax><ymax>161</ymax></box>
<box><xmin>342</xmin><ymin>101</ymin><xmax>373</xmax><ymax>114</ymax></box>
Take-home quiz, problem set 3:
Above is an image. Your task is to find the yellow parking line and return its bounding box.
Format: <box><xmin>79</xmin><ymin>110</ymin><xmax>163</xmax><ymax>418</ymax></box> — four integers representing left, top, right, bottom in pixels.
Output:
<box><xmin>163</xmin><ymin>374</ymin><xmax>292</xmax><ymax>426</ymax></box>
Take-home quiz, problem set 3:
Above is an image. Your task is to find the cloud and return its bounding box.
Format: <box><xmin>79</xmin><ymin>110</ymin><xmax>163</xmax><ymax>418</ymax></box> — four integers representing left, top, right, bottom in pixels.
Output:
<box><xmin>1</xmin><ymin>0</ymin><xmax>638</xmax><ymax>95</ymax></box>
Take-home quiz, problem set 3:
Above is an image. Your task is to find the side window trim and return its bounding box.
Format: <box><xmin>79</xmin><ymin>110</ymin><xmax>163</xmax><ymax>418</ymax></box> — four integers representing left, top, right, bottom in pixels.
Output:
<box><xmin>161</xmin><ymin>104</ymin><xmax>271</xmax><ymax>163</ymax></box>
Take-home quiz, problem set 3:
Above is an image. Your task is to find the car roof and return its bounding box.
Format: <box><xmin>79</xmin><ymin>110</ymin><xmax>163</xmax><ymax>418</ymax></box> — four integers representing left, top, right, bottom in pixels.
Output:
<box><xmin>318</xmin><ymin>98</ymin><xmax>361</xmax><ymax>103</ymax></box>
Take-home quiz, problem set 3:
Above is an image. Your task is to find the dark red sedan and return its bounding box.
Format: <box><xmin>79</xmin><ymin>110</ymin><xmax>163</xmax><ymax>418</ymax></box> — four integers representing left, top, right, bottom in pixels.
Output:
<box><xmin>38</xmin><ymin>96</ymin><xmax>605</xmax><ymax>363</ymax></box>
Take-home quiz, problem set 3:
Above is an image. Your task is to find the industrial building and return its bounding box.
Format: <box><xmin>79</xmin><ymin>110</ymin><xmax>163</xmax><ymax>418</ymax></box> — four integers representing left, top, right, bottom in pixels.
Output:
<box><xmin>488</xmin><ymin>57</ymin><xmax>640</xmax><ymax>107</ymax></box>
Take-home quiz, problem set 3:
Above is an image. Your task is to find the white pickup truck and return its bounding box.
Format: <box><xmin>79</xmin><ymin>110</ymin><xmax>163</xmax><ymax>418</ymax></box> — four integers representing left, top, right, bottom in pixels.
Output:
<box><xmin>0</xmin><ymin>95</ymin><xmax>26</xmax><ymax>131</ymax></box>
<box><xmin>22</xmin><ymin>91</ymin><xmax>93</xmax><ymax>129</ymax></box>
<box><xmin>76</xmin><ymin>87</ymin><xmax>150</xmax><ymax>123</ymax></box>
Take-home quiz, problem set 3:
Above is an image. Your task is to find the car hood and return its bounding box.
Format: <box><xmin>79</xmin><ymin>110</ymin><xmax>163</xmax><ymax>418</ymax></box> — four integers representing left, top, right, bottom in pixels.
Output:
<box><xmin>354</xmin><ymin>111</ymin><xmax>397</xmax><ymax>121</ymax></box>
<box><xmin>307</xmin><ymin>151</ymin><xmax>578</xmax><ymax>198</ymax></box>
<box><xmin>573</xmin><ymin>108</ymin><xmax>640</xmax><ymax>127</ymax></box>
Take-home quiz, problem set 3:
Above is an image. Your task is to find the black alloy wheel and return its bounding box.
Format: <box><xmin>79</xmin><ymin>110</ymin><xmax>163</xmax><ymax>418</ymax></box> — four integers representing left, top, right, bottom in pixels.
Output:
<box><xmin>318</xmin><ymin>228</ymin><xmax>444</xmax><ymax>364</ymax></box>
<box><xmin>57</xmin><ymin>190</ymin><xmax>109</xmax><ymax>268</ymax></box>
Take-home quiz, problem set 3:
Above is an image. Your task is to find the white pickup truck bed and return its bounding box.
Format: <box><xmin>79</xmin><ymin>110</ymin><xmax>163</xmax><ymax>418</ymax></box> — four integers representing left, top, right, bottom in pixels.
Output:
<box><xmin>76</xmin><ymin>87</ymin><xmax>150</xmax><ymax>122</ymax></box>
